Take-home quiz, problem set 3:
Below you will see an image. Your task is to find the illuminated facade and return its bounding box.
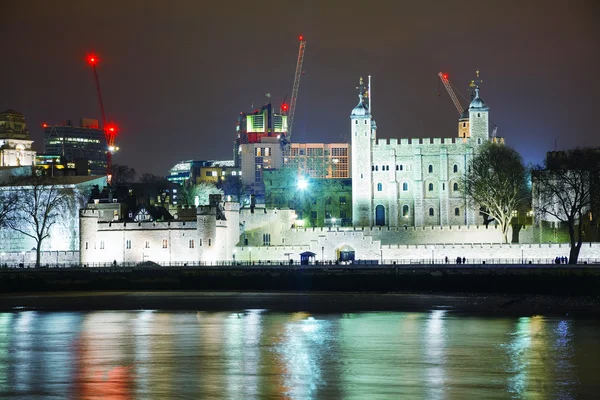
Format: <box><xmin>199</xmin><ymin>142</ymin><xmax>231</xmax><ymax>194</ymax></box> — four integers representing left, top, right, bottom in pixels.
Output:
<box><xmin>239</xmin><ymin>137</ymin><xmax>283</xmax><ymax>198</ymax></box>
<box><xmin>0</xmin><ymin>109</ymin><xmax>36</xmax><ymax>167</ymax></box>
<box><xmin>287</xmin><ymin>143</ymin><xmax>350</xmax><ymax>179</ymax></box>
<box><xmin>43</xmin><ymin>118</ymin><xmax>106</xmax><ymax>176</ymax></box>
<box><xmin>351</xmin><ymin>78</ymin><xmax>501</xmax><ymax>227</ymax></box>
<box><xmin>79</xmin><ymin>195</ymin><xmax>240</xmax><ymax>265</ymax></box>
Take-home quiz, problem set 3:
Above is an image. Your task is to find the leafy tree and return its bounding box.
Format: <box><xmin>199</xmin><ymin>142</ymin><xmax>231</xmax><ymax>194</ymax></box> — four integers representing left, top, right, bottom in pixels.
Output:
<box><xmin>138</xmin><ymin>173</ymin><xmax>172</xmax><ymax>206</ymax></box>
<box><xmin>6</xmin><ymin>175</ymin><xmax>73</xmax><ymax>266</ymax></box>
<box><xmin>178</xmin><ymin>180</ymin><xmax>223</xmax><ymax>207</ymax></box>
<box><xmin>463</xmin><ymin>142</ymin><xmax>529</xmax><ymax>243</ymax></box>
<box><xmin>533</xmin><ymin>148</ymin><xmax>600</xmax><ymax>264</ymax></box>
<box><xmin>219</xmin><ymin>174</ymin><xmax>250</xmax><ymax>205</ymax></box>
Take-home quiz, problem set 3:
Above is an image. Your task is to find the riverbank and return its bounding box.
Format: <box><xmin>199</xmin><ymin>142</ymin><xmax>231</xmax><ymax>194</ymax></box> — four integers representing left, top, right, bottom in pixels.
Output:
<box><xmin>1</xmin><ymin>291</ymin><xmax>600</xmax><ymax>317</ymax></box>
<box><xmin>1</xmin><ymin>264</ymin><xmax>600</xmax><ymax>296</ymax></box>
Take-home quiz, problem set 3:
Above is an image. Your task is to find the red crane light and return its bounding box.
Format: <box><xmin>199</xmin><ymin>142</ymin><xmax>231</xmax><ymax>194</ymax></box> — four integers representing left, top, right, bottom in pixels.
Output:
<box><xmin>42</xmin><ymin>123</ymin><xmax>48</xmax><ymax>128</ymax></box>
<box><xmin>87</xmin><ymin>54</ymin><xmax>98</xmax><ymax>66</ymax></box>
<box><xmin>299</xmin><ymin>35</ymin><xmax>304</xmax><ymax>41</ymax></box>
<box><xmin>282</xmin><ymin>103</ymin><xmax>289</xmax><ymax>111</ymax></box>
<box><xmin>443</xmin><ymin>73</ymin><xmax>449</xmax><ymax>80</ymax></box>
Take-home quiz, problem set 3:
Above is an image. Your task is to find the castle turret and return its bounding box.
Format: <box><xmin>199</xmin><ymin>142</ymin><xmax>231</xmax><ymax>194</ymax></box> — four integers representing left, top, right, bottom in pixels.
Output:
<box><xmin>351</xmin><ymin>77</ymin><xmax>374</xmax><ymax>226</ymax></box>
<box><xmin>467</xmin><ymin>87</ymin><xmax>489</xmax><ymax>144</ymax></box>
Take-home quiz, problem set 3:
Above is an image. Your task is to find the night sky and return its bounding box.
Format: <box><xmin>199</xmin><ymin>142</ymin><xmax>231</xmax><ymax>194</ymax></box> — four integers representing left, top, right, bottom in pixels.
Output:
<box><xmin>3</xmin><ymin>0</ymin><xmax>599</xmax><ymax>176</ymax></box>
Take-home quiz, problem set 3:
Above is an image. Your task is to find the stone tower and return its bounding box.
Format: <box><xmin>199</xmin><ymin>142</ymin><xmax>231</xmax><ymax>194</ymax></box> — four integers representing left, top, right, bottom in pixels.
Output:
<box><xmin>467</xmin><ymin>86</ymin><xmax>489</xmax><ymax>144</ymax></box>
<box><xmin>351</xmin><ymin>77</ymin><xmax>374</xmax><ymax>226</ymax></box>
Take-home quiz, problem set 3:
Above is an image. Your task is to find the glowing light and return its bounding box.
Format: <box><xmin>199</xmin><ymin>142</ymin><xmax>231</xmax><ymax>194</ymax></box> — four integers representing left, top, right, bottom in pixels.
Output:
<box><xmin>87</xmin><ymin>54</ymin><xmax>98</xmax><ymax>66</ymax></box>
<box><xmin>443</xmin><ymin>73</ymin><xmax>449</xmax><ymax>80</ymax></box>
<box><xmin>297</xmin><ymin>178</ymin><xmax>308</xmax><ymax>190</ymax></box>
<box><xmin>299</xmin><ymin>35</ymin><xmax>304</xmax><ymax>41</ymax></box>
<box><xmin>42</xmin><ymin>123</ymin><xmax>48</xmax><ymax>128</ymax></box>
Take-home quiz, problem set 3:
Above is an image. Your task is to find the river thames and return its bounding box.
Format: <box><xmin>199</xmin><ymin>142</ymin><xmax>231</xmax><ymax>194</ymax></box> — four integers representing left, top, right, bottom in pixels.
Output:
<box><xmin>1</xmin><ymin>300</ymin><xmax>599</xmax><ymax>399</ymax></box>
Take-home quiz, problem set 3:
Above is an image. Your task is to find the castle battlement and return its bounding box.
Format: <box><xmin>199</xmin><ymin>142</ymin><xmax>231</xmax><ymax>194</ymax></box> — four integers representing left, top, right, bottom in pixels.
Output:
<box><xmin>373</xmin><ymin>137</ymin><xmax>470</xmax><ymax>148</ymax></box>
<box><xmin>97</xmin><ymin>220</ymin><xmax>197</xmax><ymax>231</ymax></box>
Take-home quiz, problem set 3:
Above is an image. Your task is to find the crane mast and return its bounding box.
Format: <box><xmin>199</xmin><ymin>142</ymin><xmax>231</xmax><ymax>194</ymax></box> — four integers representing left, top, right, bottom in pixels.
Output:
<box><xmin>87</xmin><ymin>54</ymin><xmax>117</xmax><ymax>185</ymax></box>
<box><xmin>286</xmin><ymin>36</ymin><xmax>306</xmax><ymax>144</ymax></box>
<box><xmin>438</xmin><ymin>72</ymin><xmax>465</xmax><ymax>116</ymax></box>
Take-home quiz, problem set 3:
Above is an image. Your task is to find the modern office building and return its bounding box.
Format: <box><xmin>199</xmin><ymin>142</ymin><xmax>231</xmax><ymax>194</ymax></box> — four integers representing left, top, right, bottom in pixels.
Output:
<box><xmin>43</xmin><ymin>118</ymin><xmax>106</xmax><ymax>176</ymax></box>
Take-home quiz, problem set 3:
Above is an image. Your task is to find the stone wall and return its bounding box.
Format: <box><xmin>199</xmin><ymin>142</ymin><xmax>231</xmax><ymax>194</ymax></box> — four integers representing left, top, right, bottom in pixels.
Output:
<box><xmin>0</xmin><ymin>250</ymin><xmax>79</xmax><ymax>267</ymax></box>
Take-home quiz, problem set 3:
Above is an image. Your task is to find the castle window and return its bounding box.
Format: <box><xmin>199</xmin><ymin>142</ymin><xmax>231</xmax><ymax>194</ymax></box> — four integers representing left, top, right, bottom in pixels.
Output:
<box><xmin>189</xmin><ymin>239</ymin><xmax>195</xmax><ymax>248</ymax></box>
<box><xmin>375</xmin><ymin>166</ymin><xmax>378</xmax><ymax>171</ymax></box>
<box><xmin>453</xmin><ymin>164</ymin><xmax>458</xmax><ymax>173</ymax></box>
<box><xmin>339</xmin><ymin>196</ymin><xmax>346</xmax><ymax>205</ymax></box>
<box><xmin>402</xmin><ymin>205</ymin><xmax>409</xmax><ymax>217</ymax></box>
<box><xmin>429</xmin><ymin>208</ymin><xmax>434</xmax><ymax>216</ymax></box>
<box><xmin>403</xmin><ymin>182</ymin><xmax>408</xmax><ymax>191</ymax></box>
<box><xmin>428</xmin><ymin>183</ymin><xmax>434</xmax><ymax>191</ymax></box>
<box><xmin>399</xmin><ymin>164</ymin><xmax>403</xmax><ymax>171</ymax></box>
<box><xmin>428</xmin><ymin>165</ymin><xmax>433</xmax><ymax>173</ymax></box>
<box><xmin>364</xmin><ymin>120</ymin><xmax>368</xmax><ymax>124</ymax></box>
<box><xmin>162</xmin><ymin>239</ymin><xmax>168</xmax><ymax>249</ymax></box>
<box><xmin>442</xmin><ymin>183</ymin><xmax>445</xmax><ymax>190</ymax></box>
<box><xmin>263</xmin><ymin>233</ymin><xmax>271</xmax><ymax>246</ymax></box>
<box><xmin>126</xmin><ymin>240</ymin><xmax>131</xmax><ymax>249</ymax></box>
<box><xmin>455</xmin><ymin>207</ymin><xmax>460</xmax><ymax>216</ymax></box>
<box><xmin>199</xmin><ymin>239</ymin><xmax>203</xmax><ymax>246</ymax></box>
<box><xmin>463</xmin><ymin>122</ymin><xmax>466</xmax><ymax>127</ymax></box>
<box><xmin>386</xmin><ymin>165</ymin><xmax>390</xmax><ymax>171</ymax></box>
<box><xmin>372</xmin><ymin>166</ymin><xmax>375</xmax><ymax>171</ymax></box>
<box><xmin>355</xmin><ymin>120</ymin><xmax>358</xmax><ymax>125</ymax></box>
<box><xmin>100</xmin><ymin>241</ymin><xmax>105</xmax><ymax>250</ymax></box>
<box><xmin>453</xmin><ymin>182</ymin><xmax>459</xmax><ymax>191</ymax></box>
<box><xmin>477</xmin><ymin>138</ymin><xmax>481</xmax><ymax>144</ymax></box>
<box><xmin>377</xmin><ymin>183</ymin><xmax>383</xmax><ymax>191</ymax></box>
<box><xmin>477</xmin><ymin>113</ymin><xmax>481</xmax><ymax>118</ymax></box>
<box><xmin>208</xmin><ymin>239</ymin><xmax>212</xmax><ymax>247</ymax></box>
<box><xmin>145</xmin><ymin>241</ymin><xmax>150</xmax><ymax>248</ymax></box>
<box><xmin>85</xmin><ymin>242</ymin><xmax>88</xmax><ymax>250</ymax></box>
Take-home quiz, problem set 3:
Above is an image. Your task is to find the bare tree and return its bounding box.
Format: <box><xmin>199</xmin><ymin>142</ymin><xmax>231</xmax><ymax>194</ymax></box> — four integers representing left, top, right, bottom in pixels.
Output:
<box><xmin>111</xmin><ymin>164</ymin><xmax>137</xmax><ymax>186</ymax></box>
<box><xmin>533</xmin><ymin>148</ymin><xmax>599</xmax><ymax>264</ymax></box>
<box><xmin>463</xmin><ymin>143</ymin><xmax>529</xmax><ymax>243</ymax></box>
<box><xmin>6</xmin><ymin>175</ymin><xmax>73</xmax><ymax>266</ymax></box>
<box><xmin>0</xmin><ymin>189</ymin><xmax>18</xmax><ymax>228</ymax></box>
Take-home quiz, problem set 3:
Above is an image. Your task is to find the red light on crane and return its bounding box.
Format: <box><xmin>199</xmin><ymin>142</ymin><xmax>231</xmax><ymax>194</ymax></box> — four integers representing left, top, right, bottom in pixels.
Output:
<box><xmin>42</xmin><ymin>123</ymin><xmax>48</xmax><ymax>128</ymax></box>
<box><xmin>87</xmin><ymin>54</ymin><xmax>98</xmax><ymax>66</ymax></box>
<box><xmin>282</xmin><ymin>103</ymin><xmax>289</xmax><ymax>111</ymax></box>
<box><xmin>442</xmin><ymin>73</ymin><xmax>449</xmax><ymax>80</ymax></box>
<box><xmin>299</xmin><ymin>35</ymin><xmax>304</xmax><ymax>41</ymax></box>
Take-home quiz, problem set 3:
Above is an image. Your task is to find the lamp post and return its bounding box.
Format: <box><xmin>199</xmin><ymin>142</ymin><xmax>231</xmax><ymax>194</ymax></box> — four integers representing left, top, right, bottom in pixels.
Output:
<box><xmin>431</xmin><ymin>245</ymin><xmax>435</xmax><ymax>265</ymax></box>
<box><xmin>232</xmin><ymin>249</ymin><xmax>236</xmax><ymax>265</ymax></box>
<box><xmin>21</xmin><ymin>251</ymin><xmax>25</xmax><ymax>268</ymax></box>
<box><xmin>520</xmin><ymin>245</ymin><xmax>524</xmax><ymax>264</ymax></box>
<box><xmin>249</xmin><ymin>248</ymin><xmax>252</xmax><ymax>264</ymax></box>
<box><xmin>321</xmin><ymin>246</ymin><xmax>324</xmax><ymax>263</ymax></box>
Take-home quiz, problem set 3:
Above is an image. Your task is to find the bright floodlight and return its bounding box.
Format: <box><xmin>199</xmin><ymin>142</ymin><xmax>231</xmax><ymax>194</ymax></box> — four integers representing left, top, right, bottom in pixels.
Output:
<box><xmin>297</xmin><ymin>178</ymin><xmax>308</xmax><ymax>190</ymax></box>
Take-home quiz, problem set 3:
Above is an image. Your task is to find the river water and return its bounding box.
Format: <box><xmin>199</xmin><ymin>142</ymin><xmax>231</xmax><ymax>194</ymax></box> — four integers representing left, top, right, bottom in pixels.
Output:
<box><xmin>0</xmin><ymin>308</ymin><xmax>598</xmax><ymax>399</ymax></box>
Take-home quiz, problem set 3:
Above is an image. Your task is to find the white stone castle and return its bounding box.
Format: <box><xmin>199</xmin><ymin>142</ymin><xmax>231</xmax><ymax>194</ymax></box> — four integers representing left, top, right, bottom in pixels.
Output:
<box><xmin>351</xmin><ymin>76</ymin><xmax>497</xmax><ymax>228</ymax></box>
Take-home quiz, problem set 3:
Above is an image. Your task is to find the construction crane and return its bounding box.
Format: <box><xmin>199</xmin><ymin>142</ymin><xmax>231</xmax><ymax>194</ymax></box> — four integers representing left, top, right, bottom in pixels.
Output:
<box><xmin>285</xmin><ymin>36</ymin><xmax>306</xmax><ymax>144</ymax></box>
<box><xmin>438</xmin><ymin>72</ymin><xmax>465</xmax><ymax>116</ymax></box>
<box><xmin>87</xmin><ymin>54</ymin><xmax>118</xmax><ymax>184</ymax></box>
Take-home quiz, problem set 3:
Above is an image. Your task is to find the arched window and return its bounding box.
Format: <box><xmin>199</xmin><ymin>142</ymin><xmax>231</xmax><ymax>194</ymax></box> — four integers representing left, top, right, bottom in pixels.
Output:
<box><xmin>429</xmin><ymin>208</ymin><xmax>434</xmax><ymax>216</ymax></box>
<box><xmin>403</xmin><ymin>182</ymin><xmax>408</xmax><ymax>191</ymax></box>
<box><xmin>428</xmin><ymin>165</ymin><xmax>433</xmax><ymax>173</ymax></box>
<box><xmin>396</xmin><ymin>165</ymin><xmax>399</xmax><ymax>171</ymax></box>
<box><xmin>477</xmin><ymin>113</ymin><xmax>481</xmax><ymax>118</ymax></box>
<box><xmin>402</xmin><ymin>205</ymin><xmax>409</xmax><ymax>217</ymax></box>
<box><xmin>386</xmin><ymin>165</ymin><xmax>389</xmax><ymax>171</ymax></box>
<box><xmin>399</xmin><ymin>164</ymin><xmax>403</xmax><ymax>171</ymax></box>
<box><xmin>377</xmin><ymin>183</ymin><xmax>382</xmax><ymax>191</ymax></box>
<box><xmin>372</xmin><ymin>166</ymin><xmax>375</xmax><ymax>171</ymax></box>
<box><xmin>355</xmin><ymin>120</ymin><xmax>358</xmax><ymax>124</ymax></box>
<box><xmin>453</xmin><ymin>182</ymin><xmax>459</xmax><ymax>191</ymax></box>
<box><xmin>477</xmin><ymin>138</ymin><xmax>481</xmax><ymax>144</ymax></box>
<box><xmin>375</xmin><ymin>165</ymin><xmax>378</xmax><ymax>171</ymax></box>
<box><xmin>454</xmin><ymin>207</ymin><xmax>460</xmax><ymax>216</ymax></box>
<box><xmin>463</xmin><ymin>122</ymin><xmax>466</xmax><ymax>127</ymax></box>
<box><xmin>453</xmin><ymin>164</ymin><xmax>458</xmax><ymax>173</ymax></box>
<box><xmin>428</xmin><ymin>183</ymin><xmax>434</xmax><ymax>191</ymax></box>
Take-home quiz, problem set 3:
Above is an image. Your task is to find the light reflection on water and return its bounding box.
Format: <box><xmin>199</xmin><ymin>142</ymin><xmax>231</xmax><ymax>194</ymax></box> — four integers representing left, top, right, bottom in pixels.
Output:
<box><xmin>0</xmin><ymin>309</ymin><xmax>598</xmax><ymax>399</ymax></box>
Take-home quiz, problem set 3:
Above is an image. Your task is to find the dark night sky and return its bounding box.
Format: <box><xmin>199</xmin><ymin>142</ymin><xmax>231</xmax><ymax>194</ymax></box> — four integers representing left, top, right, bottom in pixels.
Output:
<box><xmin>2</xmin><ymin>0</ymin><xmax>599</xmax><ymax>175</ymax></box>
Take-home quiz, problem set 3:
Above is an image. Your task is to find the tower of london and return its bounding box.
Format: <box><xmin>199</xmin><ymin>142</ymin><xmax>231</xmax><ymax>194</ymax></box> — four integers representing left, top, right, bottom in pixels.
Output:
<box><xmin>351</xmin><ymin>76</ymin><xmax>498</xmax><ymax>227</ymax></box>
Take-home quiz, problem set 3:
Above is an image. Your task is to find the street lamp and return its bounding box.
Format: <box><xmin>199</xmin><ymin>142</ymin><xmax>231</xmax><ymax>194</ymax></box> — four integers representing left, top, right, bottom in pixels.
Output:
<box><xmin>520</xmin><ymin>245</ymin><xmax>524</xmax><ymax>264</ymax></box>
<box><xmin>232</xmin><ymin>249</ymin><xmax>236</xmax><ymax>264</ymax></box>
<box><xmin>21</xmin><ymin>251</ymin><xmax>25</xmax><ymax>267</ymax></box>
<box><xmin>431</xmin><ymin>245</ymin><xmax>435</xmax><ymax>265</ymax></box>
<box><xmin>321</xmin><ymin>246</ymin><xmax>325</xmax><ymax>263</ymax></box>
<box><xmin>249</xmin><ymin>248</ymin><xmax>252</xmax><ymax>264</ymax></box>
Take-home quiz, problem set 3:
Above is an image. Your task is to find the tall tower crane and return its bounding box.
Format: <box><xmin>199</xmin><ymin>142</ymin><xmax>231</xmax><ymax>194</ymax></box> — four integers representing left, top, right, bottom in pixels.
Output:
<box><xmin>87</xmin><ymin>54</ymin><xmax>118</xmax><ymax>184</ymax></box>
<box><xmin>438</xmin><ymin>72</ymin><xmax>465</xmax><ymax>116</ymax></box>
<box><xmin>285</xmin><ymin>36</ymin><xmax>306</xmax><ymax>144</ymax></box>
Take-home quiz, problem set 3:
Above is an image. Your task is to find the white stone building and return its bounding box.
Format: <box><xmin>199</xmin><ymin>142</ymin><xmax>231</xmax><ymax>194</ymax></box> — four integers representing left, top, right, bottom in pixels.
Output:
<box><xmin>79</xmin><ymin>195</ymin><xmax>240</xmax><ymax>265</ymax></box>
<box><xmin>351</xmin><ymin>77</ymin><xmax>500</xmax><ymax>227</ymax></box>
<box><xmin>0</xmin><ymin>109</ymin><xmax>36</xmax><ymax>167</ymax></box>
